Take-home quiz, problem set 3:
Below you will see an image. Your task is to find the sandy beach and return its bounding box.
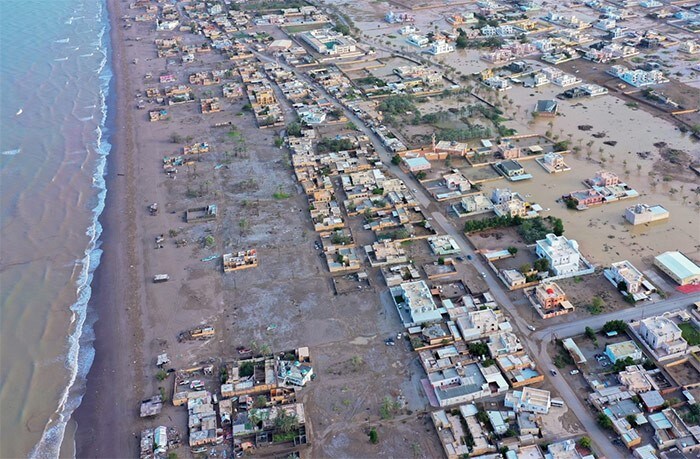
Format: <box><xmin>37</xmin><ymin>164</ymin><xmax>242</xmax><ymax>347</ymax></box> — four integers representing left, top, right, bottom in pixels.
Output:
<box><xmin>74</xmin><ymin>0</ymin><xmax>142</xmax><ymax>456</ymax></box>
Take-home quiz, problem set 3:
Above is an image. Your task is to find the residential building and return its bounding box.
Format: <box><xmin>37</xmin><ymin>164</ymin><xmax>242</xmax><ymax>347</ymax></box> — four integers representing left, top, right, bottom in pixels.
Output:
<box><xmin>443</xmin><ymin>172</ymin><xmax>471</xmax><ymax>192</ymax></box>
<box><xmin>300</xmin><ymin>29</ymin><xmax>356</xmax><ymax>56</ymax></box>
<box><xmin>407</xmin><ymin>34</ymin><xmax>429</xmax><ymax>47</ymax></box>
<box><xmin>457</xmin><ymin>193</ymin><xmax>494</xmax><ymax>215</ymax></box>
<box><xmin>365</xmin><ymin>240</ymin><xmax>408</xmax><ymax>266</ymax></box>
<box><xmin>625</xmin><ymin>204</ymin><xmax>669</xmax><ymax>225</ymax></box>
<box><xmin>492</xmin><ymin>188</ymin><xmax>515</xmax><ymax>205</ymax></box>
<box><xmin>679</xmin><ymin>40</ymin><xmax>699</xmax><ymax>54</ymax></box>
<box><xmin>639</xmin><ymin>316</ymin><xmax>688</xmax><ymax>355</ymax></box>
<box><xmin>392</xmin><ymin>280</ymin><xmax>442</xmax><ymax>324</ymax></box>
<box><xmin>456</xmin><ymin>308</ymin><xmax>501</xmax><ymax>341</ymax></box>
<box><xmin>535</xmin><ymin>234</ymin><xmax>582</xmax><ymax>276</ymax></box>
<box><xmin>428</xmin><ymin>235</ymin><xmax>461</xmax><ymax>256</ymax></box>
<box><xmin>640</xmin><ymin>390</ymin><xmax>665</xmax><ymax>412</ymax></box>
<box><xmin>429</xmin><ymin>363</ymin><xmax>508</xmax><ymax>406</ymax></box>
<box><xmin>432</xmin><ymin>406</ymin><xmax>496</xmax><ymax>458</ymax></box>
<box><xmin>537</xmin><ymin>152</ymin><xmax>570</xmax><ymax>173</ymax></box>
<box><xmin>534</xmin><ymin>282</ymin><xmax>567</xmax><ymax>309</ymax></box>
<box><xmin>648</xmin><ymin>408</ymin><xmax>700</xmax><ymax>453</ymax></box>
<box><xmin>404</xmin><ymin>156</ymin><xmax>431</xmax><ymax>172</ymax></box>
<box><xmin>488</xmin><ymin>332</ymin><xmax>523</xmax><ymax>356</ymax></box>
<box><xmin>533</xmin><ymin>99</ymin><xmax>558</xmax><ymax>117</ymax></box>
<box><xmin>505</xmin><ymin>387</ymin><xmax>551</xmax><ymax>414</ymax></box>
<box><xmin>605</xmin><ymin>340</ymin><xmax>643</xmax><ymax>363</ymax></box>
<box><xmin>566</xmin><ymin>189</ymin><xmax>605</xmax><ymax>208</ymax></box>
<box><xmin>545</xmin><ymin>439</ymin><xmax>588</xmax><ymax>458</ymax></box>
<box><xmin>501</xmin><ymin>269</ymin><xmax>526</xmax><ymax>289</ymax></box>
<box><xmin>498</xmin><ymin>143</ymin><xmax>521</xmax><ymax>159</ymax></box>
<box><xmin>607</xmin><ymin>260</ymin><xmax>645</xmax><ymax>293</ymax></box>
<box><xmin>589</xmin><ymin>170</ymin><xmax>619</xmax><ymax>187</ymax></box>
<box><xmin>654</xmin><ymin>252</ymin><xmax>700</xmax><ymax>285</ymax></box>
<box><xmin>428</xmin><ymin>40</ymin><xmax>455</xmax><ymax>55</ymax></box>
<box><xmin>496</xmin><ymin>159</ymin><xmax>526</xmax><ymax>178</ymax></box>
<box><xmin>619</xmin><ymin>365</ymin><xmax>654</xmax><ymax>393</ymax></box>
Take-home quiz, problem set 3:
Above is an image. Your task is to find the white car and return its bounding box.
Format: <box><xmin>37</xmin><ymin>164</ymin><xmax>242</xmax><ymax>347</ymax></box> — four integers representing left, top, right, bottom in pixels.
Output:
<box><xmin>527</xmin><ymin>325</ymin><xmax>536</xmax><ymax>331</ymax></box>
<box><xmin>570</xmin><ymin>369</ymin><xmax>580</xmax><ymax>375</ymax></box>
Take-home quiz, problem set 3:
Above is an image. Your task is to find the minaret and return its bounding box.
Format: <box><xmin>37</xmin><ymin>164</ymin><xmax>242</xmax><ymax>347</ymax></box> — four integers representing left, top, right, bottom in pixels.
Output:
<box><xmin>431</xmin><ymin>132</ymin><xmax>436</xmax><ymax>152</ymax></box>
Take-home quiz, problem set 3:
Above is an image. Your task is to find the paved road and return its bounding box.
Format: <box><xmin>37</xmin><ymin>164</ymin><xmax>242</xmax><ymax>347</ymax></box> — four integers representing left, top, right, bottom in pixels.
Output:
<box><xmin>536</xmin><ymin>293</ymin><xmax>700</xmax><ymax>342</ymax></box>
<box><xmin>253</xmin><ymin>48</ymin><xmax>700</xmax><ymax>458</ymax></box>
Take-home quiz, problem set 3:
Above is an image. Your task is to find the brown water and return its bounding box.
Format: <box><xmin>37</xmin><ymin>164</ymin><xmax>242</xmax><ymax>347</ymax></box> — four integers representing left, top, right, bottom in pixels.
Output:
<box><xmin>478</xmin><ymin>83</ymin><xmax>700</xmax><ymax>271</ymax></box>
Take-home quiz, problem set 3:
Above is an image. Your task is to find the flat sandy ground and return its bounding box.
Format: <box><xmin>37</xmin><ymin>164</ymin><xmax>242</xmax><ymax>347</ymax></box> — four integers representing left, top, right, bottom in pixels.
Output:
<box><xmin>75</xmin><ymin>1</ymin><xmax>444</xmax><ymax>457</ymax></box>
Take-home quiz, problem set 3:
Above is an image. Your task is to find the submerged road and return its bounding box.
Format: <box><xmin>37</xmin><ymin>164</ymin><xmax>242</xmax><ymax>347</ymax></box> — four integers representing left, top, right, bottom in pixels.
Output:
<box><xmin>253</xmin><ymin>48</ymin><xmax>700</xmax><ymax>458</ymax></box>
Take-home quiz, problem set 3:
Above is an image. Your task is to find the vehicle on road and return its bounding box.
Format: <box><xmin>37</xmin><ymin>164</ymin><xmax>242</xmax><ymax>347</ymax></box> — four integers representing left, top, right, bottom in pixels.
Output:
<box><xmin>527</xmin><ymin>325</ymin><xmax>536</xmax><ymax>331</ymax></box>
<box><xmin>456</xmin><ymin>256</ymin><xmax>464</xmax><ymax>262</ymax></box>
<box><xmin>550</xmin><ymin>369</ymin><xmax>557</xmax><ymax>376</ymax></box>
<box><xmin>481</xmin><ymin>272</ymin><xmax>487</xmax><ymax>278</ymax></box>
<box><xmin>466</xmin><ymin>254</ymin><xmax>473</xmax><ymax>260</ymax></box>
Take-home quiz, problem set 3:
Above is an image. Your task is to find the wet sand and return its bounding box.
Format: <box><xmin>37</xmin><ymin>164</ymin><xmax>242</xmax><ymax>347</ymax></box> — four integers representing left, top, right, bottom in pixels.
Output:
<box><xmin>74</xmin><ymin>0</ymin><xmax>141</xmax><ymax>456</ymax></box>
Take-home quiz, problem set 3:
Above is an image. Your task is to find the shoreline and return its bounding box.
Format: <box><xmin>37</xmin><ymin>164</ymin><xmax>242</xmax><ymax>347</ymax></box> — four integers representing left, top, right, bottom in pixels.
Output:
<box><xmin>73</xmin><ymin>0</ymin><xmax>143</xmax><ymax>457</ymax></box>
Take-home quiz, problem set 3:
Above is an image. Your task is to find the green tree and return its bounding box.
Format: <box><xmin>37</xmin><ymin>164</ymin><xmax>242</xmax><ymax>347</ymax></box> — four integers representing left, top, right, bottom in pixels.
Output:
<box><xmin>254</xmin><ymin>395</ymin><xmax>267</xmax><ymax>408</ymax></box>
<box><xmin>274</xmin><ymin>409</ymin><xmax>299</xmax><ymax>433</ymax></box>
<box><xmin>391</xmin><ymin>154</ymin><xmax>402</xmax><ymax>165</ymax></box>
<box><xmin>597</xmin><ymin>413</ymin><xmax>613</xmax><ymax>430</ymax></box>
<box><xmin>578</xmin><ymin>436</ymin><xmax>592</xmax><ymax>450</ymax></box>
<box><xmin>533</xmin><ymin>258</ymin><xmax>549</xmax><ymax>272</ymax></box>
<box><xmin>507</xmin><ymin>246</ymin><xmax>518</xmax><ymax>255</ymax></box>
<box><xmin>585</xmin><ymin>327</ymin><xmax>596</xmax><ymax>340</ymax></box>
<box><xmin>552</xmin><ymin>218</ymin><xmax>564</xmax><ymax>236</ymax></box>
<box><xmin>468</xmin><ymin>342</ymin><xmax>490</xmax><ymax>358</ymax></box>
<box><xmin>602</xmin><ymin>320</ymin><xmax>627</xmax><ymax>334</ymax></box>
<box><xmin>456</xmin><ymin>34</ymin><xmax>468</xmax><ymax>49</ymax></box>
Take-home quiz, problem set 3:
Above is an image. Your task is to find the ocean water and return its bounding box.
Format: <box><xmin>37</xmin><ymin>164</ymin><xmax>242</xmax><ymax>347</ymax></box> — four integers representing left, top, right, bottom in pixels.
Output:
<box><xmin>0</xmin><ymin>0</ymin><xmax>112</xmax><ymax>457</ymax></box>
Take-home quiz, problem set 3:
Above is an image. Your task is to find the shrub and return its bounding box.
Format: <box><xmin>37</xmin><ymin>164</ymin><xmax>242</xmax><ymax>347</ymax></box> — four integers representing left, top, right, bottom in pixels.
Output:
<box><xmin>369</xmin><ymin>427</ymin><xmax>378</xmax><ymax>444</ymax></box>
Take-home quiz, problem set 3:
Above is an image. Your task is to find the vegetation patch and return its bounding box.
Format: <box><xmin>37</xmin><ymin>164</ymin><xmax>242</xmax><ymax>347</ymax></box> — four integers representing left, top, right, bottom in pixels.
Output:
<box><xmin>679</xmin><ymin>323</ymin><xmax>700</xmax><ymax>346</ymax></box>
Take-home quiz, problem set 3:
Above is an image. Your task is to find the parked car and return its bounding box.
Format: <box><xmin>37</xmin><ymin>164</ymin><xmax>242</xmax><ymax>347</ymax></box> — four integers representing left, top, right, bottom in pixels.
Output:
<box><xmin>570</xmin><ymin>370</ymin><xmax>580</xmax><ymax>375</ymax></box>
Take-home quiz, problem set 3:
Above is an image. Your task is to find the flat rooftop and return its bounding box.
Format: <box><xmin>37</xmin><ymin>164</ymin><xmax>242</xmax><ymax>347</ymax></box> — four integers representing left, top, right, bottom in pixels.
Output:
<box><xmin>655</xmin><ymin>251</ymin><xmax>700</xmax><ymax>280</ymax></box>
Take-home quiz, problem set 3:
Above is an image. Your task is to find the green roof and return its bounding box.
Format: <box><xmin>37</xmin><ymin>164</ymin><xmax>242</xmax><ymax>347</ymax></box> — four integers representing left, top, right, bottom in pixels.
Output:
<box><xmin>655</xmin><ymin>251</ymin><xmax>700</xmax><ymax>280</ymax></box>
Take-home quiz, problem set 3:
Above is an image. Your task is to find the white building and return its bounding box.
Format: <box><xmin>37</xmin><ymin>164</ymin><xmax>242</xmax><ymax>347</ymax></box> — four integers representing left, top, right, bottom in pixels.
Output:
<box><xmin>407</xmin><ymin>34</ymin><xmax>429</xmax><ymax>47</ymax></box>
<box><xmin>625</xmin><ymin>204</ymin><xmax>669</xmax><ymax>225</ymax></box>
<box><xmin>504</xmin><ymin>387</ymin><xmax>551</xmax><ymax>414</ymax></box>
<box><xmin>607</xmin><ymin>260</ymin><xmax>645</xmax><ymax>293</ymax></box>
<box><xmin>459</xmin><ymin>194</ymin><xmax>494</xmax><ymax>214</ymax></box>
<box><xmin>535</xmin><ymin>234</ymin><xmax>581</xmax><ymax>276</ymax></box>
<box><xmin>456</xmin><ymin>308</ymin><xmax>500</xmax><ymax>341</ymax></box>
<box><xmin>639</xmin><ymin>316</ymin><xmax>688</xmax><ymax>355</ymax></box>
<box><xmin>398</xmin><ymin>25</ymin><xmax>417</xmax><ymax>35</ymax></box>
<box><xmin>491</xmin><ymin>188</ymin><xmax>514</xmax><ymax>205</ymax></box>
<box><xmin>428</xmin><ymin>40</ymin><xmax>455</xmax><ymax>55</ymax></box>
<box><xmin>393</xmin><ymin>280</ymin><xmax>442</xmax><ymax>324</ymax></box>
